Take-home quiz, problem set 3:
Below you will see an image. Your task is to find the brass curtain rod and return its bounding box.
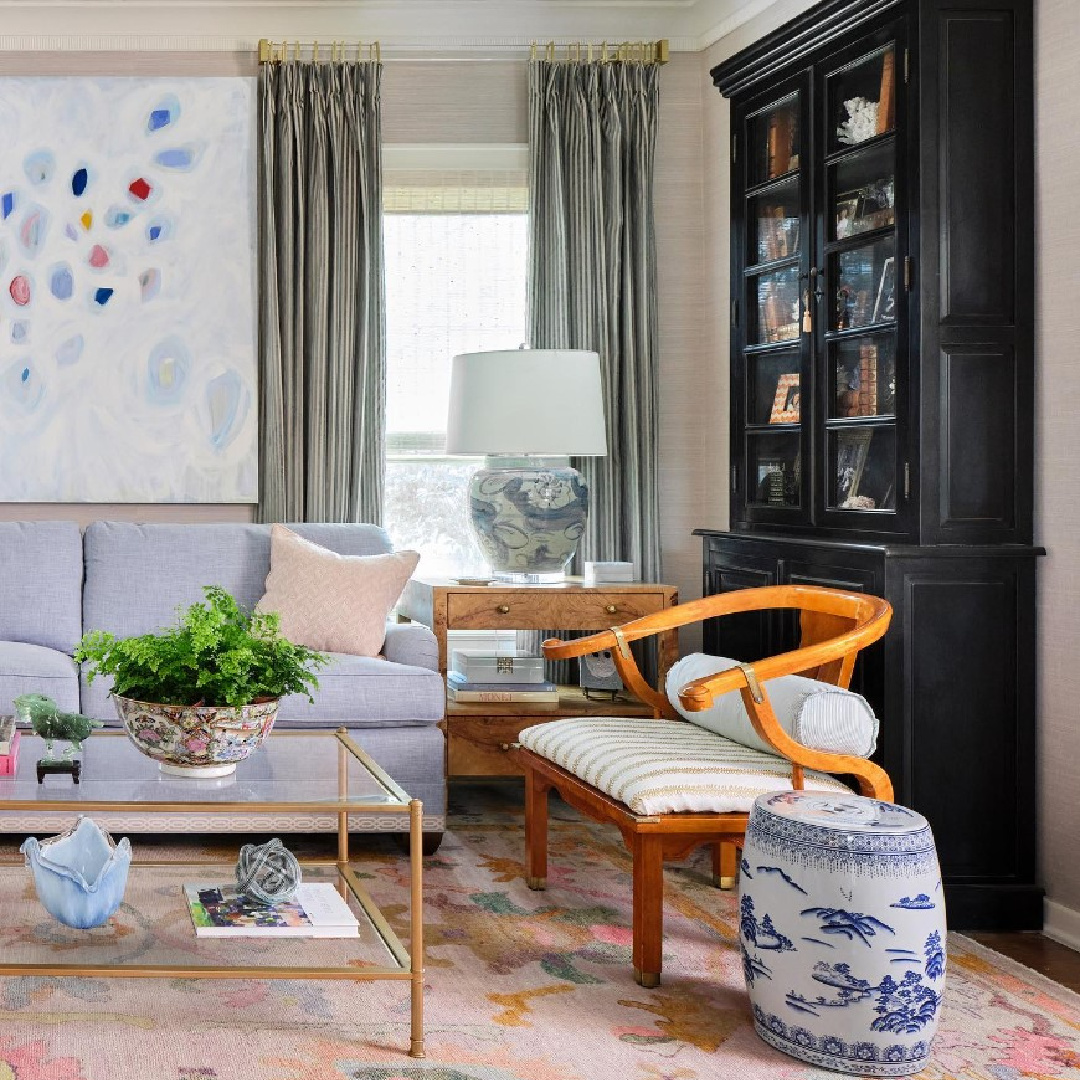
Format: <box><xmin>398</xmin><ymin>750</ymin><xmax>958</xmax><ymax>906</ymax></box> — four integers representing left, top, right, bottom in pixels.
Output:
<box><xmin>530</xmin><ymin>40</ymin><xmax>669</xmax><ymax>65</ymax></box>
<box><xmin>259</xmin><ymin>39</ymin><xmax>381</xmax><ymax>64</ymax></box>
<box><xmin>257</xmin><ymin>38</ymin><xmax>669</xmax><ymax>66</ymax></box>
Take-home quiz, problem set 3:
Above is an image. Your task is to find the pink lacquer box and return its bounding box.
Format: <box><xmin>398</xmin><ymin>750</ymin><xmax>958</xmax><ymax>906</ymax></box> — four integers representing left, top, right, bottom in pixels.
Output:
<box><xmin>0</xmin><ymin>730</ymin><xmax>21</xmax><ymax>776</ymax></box>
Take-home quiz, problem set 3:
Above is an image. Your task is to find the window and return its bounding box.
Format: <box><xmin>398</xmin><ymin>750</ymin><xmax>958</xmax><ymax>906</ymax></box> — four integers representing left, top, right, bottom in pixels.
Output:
<box><xmin>382</xmin><ymin>147</ymin><xmax>528</xmax><ymax>577</ymax></box>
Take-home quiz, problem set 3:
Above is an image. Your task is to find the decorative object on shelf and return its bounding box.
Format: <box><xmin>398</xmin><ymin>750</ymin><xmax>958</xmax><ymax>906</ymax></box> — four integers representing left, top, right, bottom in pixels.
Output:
<box><xmin>235</xmin><ymin>836</ymin><xmax>302</xmax><ymax>905</ymax></box>
<box><xmin>446</xmin><ymin>349</ymin><xmax>608</xmax><ymax>583</ymax></box>
<box><xmin>758</xmin><ymin>204</ymin><xmax>800</xmax><ymax>261</ymax></box>
<box><xmin>872</xmin><ymin>257</ymin><xmax>897</xmax><ymax>323</ymax></box>
<box><xmin>770</xmin><ymin>373</ymin><xmax>801</xmax><ymax>423</ymax></box>
<box><xmin>21</xmin><ymin>816</ymin><xmax>132</xmax><ymax>929</ymax></box>
<box><xmin>0</xmin><ymin>77</ymin><xmax>256</xmax><ymax>504</ymax></box>
<box><xmin>0</xmin><ymin>714</ymin><xmax>20</xmax><ymax>776</ymax></box>
<box><xmin>583</xmin><ymin>560</ymin><xmax>637</xmax><ymax>583</ymax></box>
<box><xmin>76</xmin><ymin>586</ymin><xmax>326</xmax><ymax>777</ymax></box>
<box><xmin>740</xmin><ymin>791</ymin><xmax>945</xmax><ymax>1075</ymax></box>
<box><xmin>767</xmin><ymin>108</ymin><xmax>798</xmax><ymax>178</ymax></box>
<box><xmin>835</xmin><ymin>195</ymin><xmax>861</xmax><ymax>239</ymax></box>
<box><xmin>578</xmin><ymin>650</ymin><xmax>624</xmax><ymax>700</ymax></box>
<box><xmin>13</xmin><ymin>693</ymin><xmax>103</xmax><ymax>785</ymax></box>
<box><xmin>837</xmin><ymin>96</ymin><xmax>880</xmax><ymax>145</ymax></box>
<box><xmin>836</xmin><ymin>429</ymin><xmax>874</xmax><ymax>508</ymax></box>
<box><xmin>876</xmin><ymin>49</ymin><xmax>896</xmax><ymax>133</ymax></box>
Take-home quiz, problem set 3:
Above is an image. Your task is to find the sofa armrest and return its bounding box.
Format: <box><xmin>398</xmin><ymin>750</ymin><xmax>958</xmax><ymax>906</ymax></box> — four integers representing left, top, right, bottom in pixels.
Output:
<box><xmin>383</xmin><ymin>621</ymin><xmax>440</xmax><ymax>672</ymax></box>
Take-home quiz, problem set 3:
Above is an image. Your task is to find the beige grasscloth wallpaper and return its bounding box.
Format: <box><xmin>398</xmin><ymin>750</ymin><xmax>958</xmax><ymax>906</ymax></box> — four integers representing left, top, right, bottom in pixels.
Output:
<box><xmin>1</xmin><ymin>0</ymin><xmax>1077</xmax><ymax>935</ymax></box>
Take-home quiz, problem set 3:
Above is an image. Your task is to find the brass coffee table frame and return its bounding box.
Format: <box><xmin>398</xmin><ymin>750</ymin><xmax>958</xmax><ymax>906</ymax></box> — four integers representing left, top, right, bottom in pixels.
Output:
<box><xmin>0</xmin><ymin>728</ymin><xmax>425</xmax><ymax>1059</ymax></box>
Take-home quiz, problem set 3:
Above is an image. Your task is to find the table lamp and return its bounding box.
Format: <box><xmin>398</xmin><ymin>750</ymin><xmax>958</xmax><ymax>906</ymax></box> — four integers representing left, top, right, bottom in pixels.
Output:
<box><xmin>445</xmin><ymin>349</ymin><xmax>607</xmax><ymax>583</ymax></box>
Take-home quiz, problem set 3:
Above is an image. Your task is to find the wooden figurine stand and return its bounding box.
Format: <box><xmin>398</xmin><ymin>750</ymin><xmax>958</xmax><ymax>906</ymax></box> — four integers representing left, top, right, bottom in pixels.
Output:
<box><xmin>36</xmin><ymin>759</ymin><xmax>81</xmax><ymax>785</ymax></box>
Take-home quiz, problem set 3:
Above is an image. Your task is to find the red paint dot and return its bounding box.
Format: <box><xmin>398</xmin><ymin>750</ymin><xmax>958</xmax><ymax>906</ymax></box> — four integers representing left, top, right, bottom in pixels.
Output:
<box><xmin>128</xmin><ymin>177</ymin><xmax>152</xmax><ymax>201</ymax></box>
<box><xmin>9</xmin><ymin>275</ymin><xmax>30</xmax><ymax>306</ymax></box>
<box><xmin>89</xmin><ymin>244</ymin><xmax>110</xmax><ymax>268</ymax></box>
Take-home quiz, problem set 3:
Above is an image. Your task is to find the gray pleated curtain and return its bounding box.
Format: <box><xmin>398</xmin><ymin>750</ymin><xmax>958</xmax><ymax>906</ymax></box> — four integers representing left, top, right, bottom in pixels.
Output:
<box><xmin>528</xmin><ymin>60</ymin><xmax>661</xmax><ymax>581</ymax></box>
<box><xmin>257</xmin><ymin>60</ymin><xmax>385</xmax><ymax>524</ymax></box>
<box><xmin>527</xmin><ymin>60</ymin><xmax>662</xmax><ymax>682</ymax></box>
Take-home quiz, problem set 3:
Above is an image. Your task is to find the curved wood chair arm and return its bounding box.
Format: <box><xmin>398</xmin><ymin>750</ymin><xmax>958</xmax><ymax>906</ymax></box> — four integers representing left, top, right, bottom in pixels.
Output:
<box><xmin>543</xmin><ymin>585</ymin><xmax>895</xmax><ymax>799</ymax></box>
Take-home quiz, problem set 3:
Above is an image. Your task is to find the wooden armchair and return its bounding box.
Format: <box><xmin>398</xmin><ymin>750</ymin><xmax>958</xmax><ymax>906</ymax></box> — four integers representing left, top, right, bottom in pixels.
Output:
<box><xmin>515</xmin><ymin>585</ymin><xmax>893</xmax><ymax>987</ymax></box>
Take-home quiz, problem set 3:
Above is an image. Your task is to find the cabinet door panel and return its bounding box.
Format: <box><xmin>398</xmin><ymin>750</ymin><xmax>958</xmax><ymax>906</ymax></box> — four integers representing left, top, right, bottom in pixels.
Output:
<box><xmin>703</xmin><ymin>554</ymin><xmax>779</xmax><ymax>662</ymax></box>
<box><xmin>783</xmin><ymin>559</ymin><xmax>883</xmax><ymax>708</ymax></box>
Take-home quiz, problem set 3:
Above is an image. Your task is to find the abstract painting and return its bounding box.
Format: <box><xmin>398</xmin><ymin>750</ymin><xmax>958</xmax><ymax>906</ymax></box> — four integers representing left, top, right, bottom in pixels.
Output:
<box><xmin>0</xmin><ymin>77</ymin><xmax>257</xmax><ymax>502</ymax></box>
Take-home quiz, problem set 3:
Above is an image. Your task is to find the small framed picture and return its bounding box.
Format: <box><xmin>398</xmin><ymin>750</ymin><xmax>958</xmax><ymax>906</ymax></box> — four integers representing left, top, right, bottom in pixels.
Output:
<box><xmin>835</xmin><ymin>195</ymin><xmax>860</xmax><ymax>239</ymax></box>
<box><xmin>770</xmin><ymin>373</ymin><xmax>801</xmax><ymax>423</ymax></box>
<box><xmin>872</xmin><ymin>255</ymin><xmax>896</xmax><ymax>322</ymax></box>
<box><xmin>835</xmin><ymin>428</ymin><xmax>873</xmax><ymax>506</ymax></box>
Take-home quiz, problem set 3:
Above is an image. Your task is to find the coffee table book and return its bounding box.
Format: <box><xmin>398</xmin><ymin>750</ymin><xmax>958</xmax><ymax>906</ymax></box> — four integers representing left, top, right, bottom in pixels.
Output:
<box><xmin>185</xmin><ymin>881</ymin><xmax>360</xmax><ymax>938</ymax></box>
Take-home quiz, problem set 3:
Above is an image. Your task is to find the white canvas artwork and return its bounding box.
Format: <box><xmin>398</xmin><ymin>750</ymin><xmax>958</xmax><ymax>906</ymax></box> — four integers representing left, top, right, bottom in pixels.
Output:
<box><xmin>0</xmin><ymin>77</ymin><xmax>257</xmax><ymax>502</ymax></box>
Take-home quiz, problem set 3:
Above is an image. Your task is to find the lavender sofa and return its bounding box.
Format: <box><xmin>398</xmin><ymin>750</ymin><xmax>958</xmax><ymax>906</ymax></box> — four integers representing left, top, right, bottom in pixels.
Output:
<box><xmin>0</xmin><ymin>520</ymin><xmax>445</xmax><ymax>839</ymax></box>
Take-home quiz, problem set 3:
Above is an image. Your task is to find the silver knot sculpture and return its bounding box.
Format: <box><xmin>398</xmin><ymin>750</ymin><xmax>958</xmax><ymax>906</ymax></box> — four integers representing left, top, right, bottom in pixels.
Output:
<box><xmin>235</xmin><ymin>837</ymin><xmax>301</xmax><ymax>905</ymax></box>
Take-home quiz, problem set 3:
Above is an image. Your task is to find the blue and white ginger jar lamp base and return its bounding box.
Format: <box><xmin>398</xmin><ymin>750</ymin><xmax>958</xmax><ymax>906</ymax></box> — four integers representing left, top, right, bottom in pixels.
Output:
<box><xmin>739</xmin><ymin>792</ymin><xmax>946</xmax><ymax>1076</ymax></box>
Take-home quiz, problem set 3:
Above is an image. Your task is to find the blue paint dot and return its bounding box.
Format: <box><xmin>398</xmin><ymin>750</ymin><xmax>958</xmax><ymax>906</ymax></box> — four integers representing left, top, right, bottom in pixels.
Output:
<box><xmin>20</xmin><ymin>367</ymin><xmax>29</xmax><ymax>383</ymax></box>
<box><xmin>93</xmin><ymin>287</ymin><xmax>113</xmax><ymax>306</ymax></box>
<box><xmin>49</xmin><ymin>264</ymin><xmax>74</xmax><ymax>301</ymax></box>
<box><xmin>149</xmin><ymin>224</ymin><xmax>162</xmax><ymax>241</ymax></box>
<box><xmin>149</xmin><ymin>108</ymin><xmax>171</xmax><ymax>131</ymax></box>
<box><xmin>105</xmin><ymin>206</ymin><xmax>133</xmax><ymax>229</ymax></box>
<box><xmin>11</xmin><ymin>322</ymin><xmax>27</xmax><ymax>343</ymax></box>
<box><xmin>154</xmin><ymin>147</ymin><xmax>194</xmax><ymax>170</ymax></box>
<box><xmin>1</xmin><ymin>193</ymin><xmax>14</xmax><ymax>220</ymax></box>
<box><xmin>72</xmin><ymin>168</ymin><xmax>88</xmax><ymax>197</ymax></box>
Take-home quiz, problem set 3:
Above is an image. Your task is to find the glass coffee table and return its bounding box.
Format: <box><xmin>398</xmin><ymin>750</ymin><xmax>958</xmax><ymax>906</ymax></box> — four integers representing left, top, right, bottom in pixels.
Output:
<box><xmin>0</xmin><ymin>728</ymin><xmax>425</xmax><ymax>1058</ymax></box>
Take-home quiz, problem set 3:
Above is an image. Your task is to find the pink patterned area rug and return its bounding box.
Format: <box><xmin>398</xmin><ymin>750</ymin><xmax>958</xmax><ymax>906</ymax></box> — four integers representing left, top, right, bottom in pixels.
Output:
<box><xmin>0</xmin><ymin>786</ymin><xmax>1078</xmax><ymax>1080</ymax></box>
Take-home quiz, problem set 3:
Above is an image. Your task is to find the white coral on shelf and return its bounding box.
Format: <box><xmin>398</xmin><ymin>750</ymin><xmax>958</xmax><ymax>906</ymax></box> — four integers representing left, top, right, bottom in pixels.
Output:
<box><xmin>837</xmin><ymin>96</ymin><xmax>879</xmax><ymax>145</ymax></box>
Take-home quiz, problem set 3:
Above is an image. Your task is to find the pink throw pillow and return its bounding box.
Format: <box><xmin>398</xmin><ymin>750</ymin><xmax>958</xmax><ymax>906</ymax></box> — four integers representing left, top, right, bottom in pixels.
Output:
<box><xmin>256</xmin><ymin>524</ymin><xmax>420</xmax><ymax>656</ymax></box>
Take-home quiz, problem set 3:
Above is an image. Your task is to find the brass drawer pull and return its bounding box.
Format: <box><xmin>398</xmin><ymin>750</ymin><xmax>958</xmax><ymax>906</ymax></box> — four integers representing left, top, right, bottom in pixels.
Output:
<box><xmin>605</xmin><ymin>604</ymin><xmax>618</xmax><ymax>614</ymax></box>
<box><xmin>497</xmin><ymin>604</ymin><xmax>510</xmax><ymax>614</ymax></box>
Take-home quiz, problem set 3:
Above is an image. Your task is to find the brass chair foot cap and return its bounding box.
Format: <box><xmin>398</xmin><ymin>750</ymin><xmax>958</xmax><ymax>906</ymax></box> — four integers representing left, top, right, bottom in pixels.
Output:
<box><xmin>526</xmin><ymin>876</ymin><xmax>547</xmax><ymax>890</ymax></box>
<box><xmin>634</xmin><ymin>967</ymin><xmax>660</xmax><ymax>988</ymax></box>
<box><xmin>716</xmin><ymin>875</ymin><xmax>737</xmax><ymax>890</ymax></box>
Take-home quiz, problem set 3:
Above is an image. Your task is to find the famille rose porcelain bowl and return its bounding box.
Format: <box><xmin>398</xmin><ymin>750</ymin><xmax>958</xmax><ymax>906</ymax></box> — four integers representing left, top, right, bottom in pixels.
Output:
<box><xmin>112</xmin><ymin>695</ymin><xmax>279</xmax><ymax>778</ymax></box>
<box><xmin>739</xmin><ymin>791</ymin><xmax>946</xmax><ymax>1076</ymax></box>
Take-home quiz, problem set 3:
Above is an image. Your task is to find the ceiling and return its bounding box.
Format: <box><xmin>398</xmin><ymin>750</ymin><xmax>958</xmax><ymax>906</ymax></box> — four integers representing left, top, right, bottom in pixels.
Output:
<box><xmin>0</xmin><ymin>0</ymin><xmax>784</xmax><ymax>54</ymax></box>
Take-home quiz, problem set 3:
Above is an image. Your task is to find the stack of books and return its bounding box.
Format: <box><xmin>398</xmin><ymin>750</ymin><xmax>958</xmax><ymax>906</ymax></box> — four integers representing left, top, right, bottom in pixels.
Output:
<box><xmin>184</xmin><ymin>882</ymin><xmax>360</xmax><ymax>938</ymax></box>
<box><xmin>857</xmin><ymin>342</ymin><xmax>879</xmax><ymax>415</ymax></box>
<box><xmin>447</xmin><ymin>650</ymin><xmax>559</xmax><ymax>705</ymax></box>
<box><xmin>0</xmin><ymin>716</ymin><xmax>20</xmax><ymax>776</ymax></box>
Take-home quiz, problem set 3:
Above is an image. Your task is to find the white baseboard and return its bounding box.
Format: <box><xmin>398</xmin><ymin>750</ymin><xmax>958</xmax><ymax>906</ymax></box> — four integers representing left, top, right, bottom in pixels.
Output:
<box><xmin>1044</xmin><ymin>898</ymin><xmax>1080</xmax><ymax>952</ymax></box>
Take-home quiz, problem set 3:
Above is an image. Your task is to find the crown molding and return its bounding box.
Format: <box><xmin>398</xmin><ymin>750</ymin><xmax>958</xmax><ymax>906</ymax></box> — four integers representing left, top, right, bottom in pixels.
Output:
<box><xmin>0</xmin><ymin>0</ymin><xmax>786</xmax><ymax>54</ymax></box>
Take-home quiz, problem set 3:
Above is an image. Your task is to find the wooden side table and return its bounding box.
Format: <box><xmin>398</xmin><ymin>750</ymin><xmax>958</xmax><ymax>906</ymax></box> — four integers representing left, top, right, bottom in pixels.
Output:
<box><xmin>398</xmin><ymin>577</ymin><xmax>679</xmax><ymax>779</ymax></box>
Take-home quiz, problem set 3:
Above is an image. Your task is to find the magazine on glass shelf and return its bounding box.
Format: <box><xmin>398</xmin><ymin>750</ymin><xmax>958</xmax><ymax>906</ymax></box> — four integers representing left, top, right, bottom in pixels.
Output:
<box><xmin>184</xmin><ymin>882</ymin><xmax>361</xmax><ymax>938</ymax></box>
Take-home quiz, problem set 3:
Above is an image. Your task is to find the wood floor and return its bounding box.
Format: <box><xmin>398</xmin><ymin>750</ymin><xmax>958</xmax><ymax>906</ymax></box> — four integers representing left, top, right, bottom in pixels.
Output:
<box><xmin>970</xmin><ymin>933</ymin><xmax>1080</xmax><ymax>993</ymax></box>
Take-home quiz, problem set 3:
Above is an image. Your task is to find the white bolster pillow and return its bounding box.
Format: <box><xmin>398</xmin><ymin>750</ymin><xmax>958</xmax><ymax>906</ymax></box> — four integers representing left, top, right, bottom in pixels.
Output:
<box><xmin>665</xmin><ymin>652</ymin><xmax>878</xmax><ymax>759</ymax></box>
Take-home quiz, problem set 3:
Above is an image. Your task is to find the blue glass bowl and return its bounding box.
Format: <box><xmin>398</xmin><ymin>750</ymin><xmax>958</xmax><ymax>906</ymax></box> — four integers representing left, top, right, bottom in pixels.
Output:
<box><xmin>21</xmin><ymin>817</ymin><xmax>132</xmax><ymax>929</ymax></box>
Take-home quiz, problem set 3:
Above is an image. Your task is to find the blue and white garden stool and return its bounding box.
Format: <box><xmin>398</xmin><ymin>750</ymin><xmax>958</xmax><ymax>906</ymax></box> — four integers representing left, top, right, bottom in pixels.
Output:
<box><xmin>739</xmin><ymin>791</ymin><xmax>946</xmax><ymax>1076</ymax></box>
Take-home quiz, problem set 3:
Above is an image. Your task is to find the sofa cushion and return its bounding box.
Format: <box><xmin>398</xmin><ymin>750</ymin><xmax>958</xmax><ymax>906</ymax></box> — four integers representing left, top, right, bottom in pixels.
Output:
<box><xmin>275</xmin><ymin>653</ymin><xmax>444</xmax><ymax>726</ymax></box>
<box><xmin>81</xmin><ymin>651</ymin><xmax>445</xmax><ymax>728</ymax></box>
<box><xmin>518</xmin><ymin>716</ymin><xmax>852</xmax><ymax>816</ymax></box>
<box><xmin>665</xmin><ymin>652</ymin><xmax>879</xmax><ymax>759</ymax></box>
<box><xmin>0</xmin><ymin>521</ymin><xmax>83</xmax><ymax>653</ymax></box>
<box><xmin>83</xmin><ymin>521</ymin><xmax>393</xmax><ymax>638</ymax></box>
<box><xmin>255</xmin><ymin>525</ymin><xmax>419</xmax><ymax>657</ymax></box>
<box><xmin>0</xmin><ymin>641</ymin><xmax>80</xmax><ymax>715</ymax></box>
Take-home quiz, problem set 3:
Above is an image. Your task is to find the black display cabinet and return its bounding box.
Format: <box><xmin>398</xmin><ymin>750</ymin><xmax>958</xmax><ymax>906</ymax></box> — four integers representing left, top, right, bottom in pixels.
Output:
<box><xmin>704</xmin><ymin>0</ymin><xmax>1041</xmax><ymax>930</ymax></box>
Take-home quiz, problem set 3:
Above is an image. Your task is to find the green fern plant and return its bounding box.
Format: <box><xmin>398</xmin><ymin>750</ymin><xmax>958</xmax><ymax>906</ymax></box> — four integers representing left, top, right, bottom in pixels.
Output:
<box><xmin>75</xmin><ymin>586</ymin><xmax>327</xmax><ymax>708</ymax></box>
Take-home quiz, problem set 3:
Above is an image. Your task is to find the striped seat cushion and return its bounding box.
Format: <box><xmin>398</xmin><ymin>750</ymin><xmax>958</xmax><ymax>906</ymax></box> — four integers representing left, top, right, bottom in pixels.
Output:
<box><xmin>518</xmin><ymin>717</ymin><xmax>853</xmax><ymax>816</ymax></box>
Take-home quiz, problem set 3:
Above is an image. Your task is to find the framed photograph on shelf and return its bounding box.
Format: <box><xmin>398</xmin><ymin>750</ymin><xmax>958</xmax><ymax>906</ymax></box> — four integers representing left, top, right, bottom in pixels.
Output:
<box><xmin>835</xmin><ymin>194</ymin><xmax>860</xmax><ymax>239</ymax></box>
<box><xmin>872</xmin><ymin>255</ymin><xmax>896</xmax><ymax>322</ymax></box>
<box><xmin>769</xmin><ymin>373</ymin><xmax>801</xmax><ymax>423</ymax></box>
<box><xmin>835</xmin><ymin>429</ymin><xmax>873</xmax><ymax>507</ymax></box>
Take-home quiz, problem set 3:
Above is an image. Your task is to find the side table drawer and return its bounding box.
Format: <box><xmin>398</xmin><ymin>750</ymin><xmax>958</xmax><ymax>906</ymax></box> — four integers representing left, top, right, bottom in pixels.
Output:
<box><xmin>445</xmin><ymin>716</ymin><xmax>555</xmax><ymax>777</ymax></box>
<box><xmin>446</xmin><ymin>592</ymin><xmax>666</xmax><ymax>631</ymax></box>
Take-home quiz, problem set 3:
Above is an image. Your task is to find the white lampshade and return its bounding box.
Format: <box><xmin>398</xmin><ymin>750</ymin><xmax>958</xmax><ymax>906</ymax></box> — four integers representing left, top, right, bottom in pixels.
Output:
<box><xmin>445</xmin><ymin>349</ymin><xmax>608</xmax><ymax>456</ymax></box>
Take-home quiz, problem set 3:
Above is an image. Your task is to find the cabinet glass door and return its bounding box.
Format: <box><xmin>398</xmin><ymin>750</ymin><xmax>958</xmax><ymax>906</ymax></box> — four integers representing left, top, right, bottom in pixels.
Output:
<box><xmin>739</xmin><ymin>83</ymin><xmax>809</xmax><ymax>521</ymax></box>
<box><xmin>820</xmin><ymin>37</ymin><xmax>905</xmax><ymax>526</ymax></box>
